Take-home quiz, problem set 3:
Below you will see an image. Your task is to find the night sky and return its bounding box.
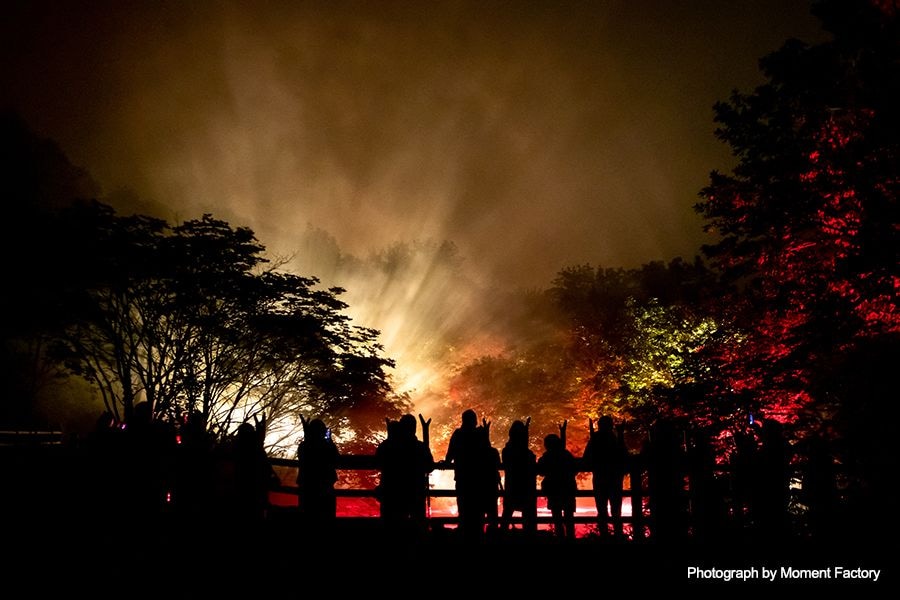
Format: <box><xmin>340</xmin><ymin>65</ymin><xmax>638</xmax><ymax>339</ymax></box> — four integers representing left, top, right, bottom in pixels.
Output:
<box><xmin>1</xmin><ymin>0</ymin><xmax>828</xmax><ymax>280</ymax></box>
<box><xmin>1</xmin><ymin>0</ymin><xmax>830</xmax><ymax>400</ymax></box>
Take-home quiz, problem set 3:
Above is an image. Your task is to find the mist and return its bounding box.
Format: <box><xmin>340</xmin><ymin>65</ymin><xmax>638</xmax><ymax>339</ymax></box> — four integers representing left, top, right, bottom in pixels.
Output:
<box><xmin>1</xmin><ymin>0</ymin><xmax>827</xmax><ymax>413</ymax></box>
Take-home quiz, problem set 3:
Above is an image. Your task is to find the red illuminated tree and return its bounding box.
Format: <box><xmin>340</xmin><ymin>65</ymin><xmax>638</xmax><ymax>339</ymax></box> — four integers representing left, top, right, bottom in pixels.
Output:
<box><xmin>695</xmin><ymin>0</ymin><xmax>899</xmax><ymax>426</ymax></box>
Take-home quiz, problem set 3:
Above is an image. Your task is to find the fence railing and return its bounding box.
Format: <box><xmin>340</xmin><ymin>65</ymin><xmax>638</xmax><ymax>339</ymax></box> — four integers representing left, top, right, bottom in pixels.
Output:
<box><xmin>269</xmin><ymin>452</ymin><xmax>835</xmax><ymax>539</ymax></box>
<box><xmin>269</xmin><ymin>455</ymin><xmax>676</xmax><ymax>535</ymax></box>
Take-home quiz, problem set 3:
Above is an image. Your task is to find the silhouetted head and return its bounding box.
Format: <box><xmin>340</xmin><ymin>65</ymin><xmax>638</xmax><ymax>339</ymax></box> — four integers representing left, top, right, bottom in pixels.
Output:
<box><xmin>96</xmin><ymin>411</ymin><xmax>115</xmax><ymax>429</ymax></box>
<box><xmin>689</xmin><ymin>429</ymin><xmax>711</xmax><ymax>448</ymax></box>
<box><xmin>189</xmin><ymin>410</ymin><xmax>206</xmax><ymax>426</ymax></box>
<box><xmin>461</xmin><ymin>409</ymin><xmax>477</xmax><ymax>429</ymax></box>
<box><xmin>236</xmin><ymin>422</ymin><xmax>256</xmax><ymax>446</ymax></box>
<box><xmin>509</xmin><ymin>420</ymin><xmax>527</xmax><ymax>445</ymax></box>
<box><xmin>133</xmin><ymin>401</ymin><xmax>152</xmax><ymax>426</ymax></box>
<box><xmin>651</xmin><ymin>418</ymin><xmax>676</xmax><ymax>443</ymax></box>
<box><xmin>544</xmin><ymin>433</ymin><xmax>562</xmax><ymax>452</ymax></box>
<box><xmin>386</xmin><ymin>419</ymin><xmax>400</xmax><ymax>439</ymax></box>
<box><xmin>399</xmin><ymin>414</ymin><xmax>417</xmax><ymax>437</ymax></box>
<box><xmin>307</xmin><ymin>418</ymin><xmax>327</xmax><ymax>440</ymax></box>
<box><xmin>761</xmin><ymin>419</ymin><xmax>783</xmax><ymax>441</ymax></box>
<box><xmin>598</xmin><ymin>415</ymin><xmax>614</xmax><ymax>432</ymax></box>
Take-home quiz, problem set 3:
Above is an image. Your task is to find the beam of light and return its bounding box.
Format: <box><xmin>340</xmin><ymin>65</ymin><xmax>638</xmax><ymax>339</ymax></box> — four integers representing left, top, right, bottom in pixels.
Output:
<box><xmin>285</xmin><ymin>230</ymin><xmax>510</xmax><ymax>422</ymax></box>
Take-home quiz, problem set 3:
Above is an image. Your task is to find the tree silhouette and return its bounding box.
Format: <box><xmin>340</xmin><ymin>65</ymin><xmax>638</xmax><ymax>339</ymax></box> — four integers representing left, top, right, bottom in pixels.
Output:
<box><xmin>48</xmin><ymin>201</ymin><xmax>398</xmax><ymax>444</ymax></box>
<box><xmin>1</xmin><ymin>112</ymin><xmax>100</xmax><ymax>426</ymax></box>
<box><xmin>694</xmin><ymin>0</ymin><xmax>899</xmax><ymax>424</ymax></box>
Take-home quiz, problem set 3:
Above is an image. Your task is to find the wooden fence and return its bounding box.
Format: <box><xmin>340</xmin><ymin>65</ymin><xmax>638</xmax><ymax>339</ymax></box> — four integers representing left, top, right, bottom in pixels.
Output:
<box><xmin>268</xmin><ymin>454</ymin><xmax>755</xmax><ymax>537</ymax></box>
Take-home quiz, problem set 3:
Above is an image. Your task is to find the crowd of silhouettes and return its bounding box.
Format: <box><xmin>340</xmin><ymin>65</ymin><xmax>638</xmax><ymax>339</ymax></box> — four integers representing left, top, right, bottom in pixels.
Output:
<box><xmin>74</xmin><ymin>403</ymin><xmax>279</xmax><ymax>543</ymax></box>
<box><xmin>67</xmin><ymin>403</ymin><xmax>848</xmax><ymax>546</ymax></box>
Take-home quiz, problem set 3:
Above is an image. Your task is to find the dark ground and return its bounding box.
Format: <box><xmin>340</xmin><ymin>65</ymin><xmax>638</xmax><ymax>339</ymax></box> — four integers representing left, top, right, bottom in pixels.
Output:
<box><xmin>2</xmin><ymin>444</ymin><xmax>893</xmax><ymax>597</ymax></box>
<box><xmin>3</xmin><ymin>507</ymin><xmax>892</xmax><ymax>598</ymax></box>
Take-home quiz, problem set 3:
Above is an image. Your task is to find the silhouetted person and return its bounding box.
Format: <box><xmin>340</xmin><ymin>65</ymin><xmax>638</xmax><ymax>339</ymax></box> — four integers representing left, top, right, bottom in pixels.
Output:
<box><xmin>445</xmin><ymin>409</ymin><xmax>483</xmax><ymax>542</ymax></box>
<box><xmin>731</xmin><ymin>420</ymin><xmax>759</xmax><ymax>531</ymax></box>
<box><xmin>233</xmin><ymin>420</ymin><xmax>277</xmax><ymax>527</ymax></box>
<box><xmin>583</xmin><ymin>415</ymin><xmax>628</xmax><ymax>537</ymax></box>
<box><xmin>83</xmin><ymin>410</ymin><xmax>126</xmax><ymax>527</ymax></box>
<box><xmin>686</xmin><ymin>428</ymin><xmax>726</xmax><ymax>543</ymax></box>
<box><xmin>122</xmin><ymin>401</ymin><xmax>176</xmax><ymax>529</ymax></box>
<box><xmin>376</xmin><ymin>418</ymin><xmax>400</xmax><ymax>520</ymax></box>
<box><xmin>173</xmin><ymin>410</ymin><xmax>215</xmax><ymax>529</ymax></box>
<box><xmin>376</xmin><ymin>414</ymin><xmax>434</xmax><ymax>541</ymax></box>
<box><xmin>753</xmin><ymin>419</ymin><xmax>789</xmax><ymax>541</ymax></box>
<box><xmin>643</xmin><ymin>418</ymin><xmax>686</xmax><ymax>542</ymax></box>
<box><xmin>802</xmin><ymin>429</ymin><xmax>838</xmax><ymax>540</ymax></box>
<box><xmin>537</xmin><ymin>433</ymin><xmax>578</xmax><ymax>540</ymax></box>
<box><xmin>296</xmin><ymin>418</ymin><xmax>339</xmax><ymax>535</ymax></box>
<box><xmin>500</xmin><ymin>420</ymin><xmax>537</xmax><ymax>536</ymax></box>
<box><xmin>476</xmin><ymin>421</ymin><xmax>502</xmax><ymax>535</ymax></box>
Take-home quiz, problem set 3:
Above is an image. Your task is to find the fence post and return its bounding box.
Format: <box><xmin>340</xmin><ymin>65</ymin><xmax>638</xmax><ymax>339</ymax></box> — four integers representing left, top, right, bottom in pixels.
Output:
<box><xmin>630</xmin><ymin>454</ymin><xmax>644</xmax><ymax>541</ymax></box>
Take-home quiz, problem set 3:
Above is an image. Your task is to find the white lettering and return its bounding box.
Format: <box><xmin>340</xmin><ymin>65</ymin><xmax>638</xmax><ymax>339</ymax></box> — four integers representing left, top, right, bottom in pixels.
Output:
<box><xmin>780</xmin><ymin>567</ymin><xmax>831</xmax><ymax>579</ymax></box>
<box><xmin>687</xmin><ymin>567</ymin><xmax>759</xmax><ymax>581</ymax></box>
<box><xmin>834</xmin><ymin>567</ymin><xmax>881</xmax><ymax>582</ymax></box>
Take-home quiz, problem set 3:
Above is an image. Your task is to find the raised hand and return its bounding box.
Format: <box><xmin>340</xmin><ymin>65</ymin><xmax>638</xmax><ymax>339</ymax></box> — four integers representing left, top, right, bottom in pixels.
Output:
<box><xmin>589</xmin><ymin>418</ymin><xmax>595</xmax><ymax>434</ymax></box>
<box><xmin>418</xmin><ymin>413</ymin><xmax>432</xmax><ymax>432</ymax></box>
<box><xmin>419</xmin><ymin>413</ymin><xmax>432</xmax><ymax>448</ymax></box>
<box><xmin>300</xmin><ymin>415</ymin><xmax>309</xmax><ymax>435</ymax></box>
<box><xmin>254</xmin><ymin>412</ymin><xmax>268</xmax><ymax>444</ymax></box>
<box><xmin>559</xmin><ymin>419</ymin><xmax>568</xmax><ymax>446</ymax></box>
